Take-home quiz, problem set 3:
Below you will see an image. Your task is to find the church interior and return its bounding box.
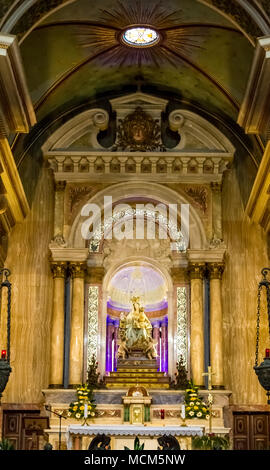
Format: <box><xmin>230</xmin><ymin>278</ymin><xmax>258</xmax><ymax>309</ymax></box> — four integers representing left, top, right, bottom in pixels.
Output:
<box><xmin>0</xmin><ymin>0</ymin><xmax>270</xmax><ymax>451</ymax></box>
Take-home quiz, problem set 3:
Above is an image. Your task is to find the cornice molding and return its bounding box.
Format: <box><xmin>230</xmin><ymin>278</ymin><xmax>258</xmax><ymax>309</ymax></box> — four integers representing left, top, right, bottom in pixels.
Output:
<box><xmin>237</xmin><ymin>35</ymin><xmax>270</xmax><ymax>137</ymax></box>
<box><xmin>245</xmin><ymin>140</ymin><xmax>270</xmax><ymax>232</ymax></box>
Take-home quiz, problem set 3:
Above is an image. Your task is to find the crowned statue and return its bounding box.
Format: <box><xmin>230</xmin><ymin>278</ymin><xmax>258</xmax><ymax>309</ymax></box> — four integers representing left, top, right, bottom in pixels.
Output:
<box><xmin>117</xmin><ymin>296</ymin><xmax>157</xmax><ymax>360</ymax></box>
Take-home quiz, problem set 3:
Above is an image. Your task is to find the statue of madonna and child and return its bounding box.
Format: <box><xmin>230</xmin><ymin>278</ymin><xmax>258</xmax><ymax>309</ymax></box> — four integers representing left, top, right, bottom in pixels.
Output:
<box><xmin>117</xmin><ymin>296</ymin><xmax>158</xmax><ymax>360</ymax></box>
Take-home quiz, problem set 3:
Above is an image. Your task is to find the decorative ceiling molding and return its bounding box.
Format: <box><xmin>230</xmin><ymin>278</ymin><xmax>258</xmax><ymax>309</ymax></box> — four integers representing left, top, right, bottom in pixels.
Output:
<box><xmin>0</xmin><ymin>0</ymin><xmax>75</xmax><ymax>40</ymax></box>
<box><xmin>237</xmin><ymin>35</ymin><xmax>270</xmax><ymax>137</ymax></box>
<box><xmin>42</xmin><ymin>92</ymin><xmax>235</xmax><ymax>185</ymax></box>
<box><xmin>41</xmin><ymin>108</ymin><xmax>109</xmax><ymax>152</ymax></box>
<box><xmin>0</xmin><ymin>137</ymin><xmax>29</xmax><ymax>224</ymax></box>
<box><xmin>0</xmin><ymin>33</ymin><xmax>36</xmax><ymax>138</ymax></box>
<box><xmin>199</xmin><ymin>0</ymin><xmax>268</xmax><ymax>41</ymax></box>
<box><xmin>245</xmin><ymin>140</ymin><xmax>270</xmax><ymax>233</ymax></box>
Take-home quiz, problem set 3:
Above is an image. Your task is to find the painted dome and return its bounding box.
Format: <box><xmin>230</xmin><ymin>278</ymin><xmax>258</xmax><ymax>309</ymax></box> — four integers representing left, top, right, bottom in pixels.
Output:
<box><xmin>107</xmin><ymin>265</ymin><xmax>167</xmax><ymax>312</ymax></box>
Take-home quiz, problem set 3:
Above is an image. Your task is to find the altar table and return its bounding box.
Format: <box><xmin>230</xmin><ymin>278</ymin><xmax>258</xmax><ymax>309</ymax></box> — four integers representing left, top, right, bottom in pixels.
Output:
<box><xmin>67</xmin><ymin>424</ymin><xmax>204</xmax><ymax>450</ymax></box>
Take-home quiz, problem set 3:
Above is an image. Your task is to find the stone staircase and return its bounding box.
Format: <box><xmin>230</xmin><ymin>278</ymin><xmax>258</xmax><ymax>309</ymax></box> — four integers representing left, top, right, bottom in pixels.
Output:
<box><xmin>105</xmin><ymin>355</ymin><xmax>170</xmax><ymax>389</ymax></box>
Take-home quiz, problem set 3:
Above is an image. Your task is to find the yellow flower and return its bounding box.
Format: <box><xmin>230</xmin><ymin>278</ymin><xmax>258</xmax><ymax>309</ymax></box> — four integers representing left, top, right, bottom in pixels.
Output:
<box><xmin>202</xmin><ymin>407</ymin><xmax>207</xmax><ymax>412</ymax></box>
<box><xmin>194</xmin><ymin>406</ymin><xmax>199</xmax><ymax>410</ymax></box>
<box><xmin>186</xmin><ymin>407</ymin><xmax>191</xmax><ymax>411</ymax></box>
<box><xmin>80</xmin><ymin>405</ymin><xmax>84</xmax><ymax>411</ymax></box>
<box><xmin>73</xmin><ymin>406</ymin><xmax>77</xmax><ymax>411</ymax></box>
<box><xmin>190</xmin><ymin>397</ymin><xmax>196</xmax><ymax>401</ymax></box>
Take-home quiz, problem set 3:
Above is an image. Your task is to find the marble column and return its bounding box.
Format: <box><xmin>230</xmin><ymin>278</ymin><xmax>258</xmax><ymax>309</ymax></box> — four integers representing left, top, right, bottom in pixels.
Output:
<box><xmin>161</xmin><ymin>320</ymin><xmax>168</xmax><ymax>373</ymax></box>
<box><xmin>152</xmin><ymin>322</ymin><xmax>160</xmax><ymax>369</ymax></box>
<box><xmin>50</xmin><ymin>262</ymin><xmax>67</xmax><ymax>387</ymax></box>
<box><xmin>53</xmin><ymin>181</ymin><xmax>66</xmax><ymax>242</ymax></box>
<box><xmin>106</xmin><ymin>318</ymin><xmax>114</xmax><ymax>373</ymax></box>
<box><xmin>208</xmin><ymin>262</ymin><xmax>225</xmax><ymax>388</ymax></box>
<box><xmin>188</xmin><ymin>263</ymin><xmax>205</xmax><ymax>387</ymax></box>
<box><xmin>69</xmin><ymin>262</ymin><xmax>86</xmax><ymax>386</ymax></box>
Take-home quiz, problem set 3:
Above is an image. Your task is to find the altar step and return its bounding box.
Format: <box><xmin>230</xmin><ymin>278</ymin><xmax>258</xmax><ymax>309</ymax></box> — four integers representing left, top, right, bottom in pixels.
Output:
<box><xmin>105</xmin><ymin>367</ymin><xmax>170</xmax><ymax>388</ymax></box>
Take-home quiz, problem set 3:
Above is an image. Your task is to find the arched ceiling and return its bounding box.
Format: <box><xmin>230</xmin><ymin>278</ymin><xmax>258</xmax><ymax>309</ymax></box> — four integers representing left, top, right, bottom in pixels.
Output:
<box><xmin>1</xmin><ymin>0</ymin><xmax>269</xmax><ymax>204</ymax></box>
<box><xmin>17</xmin><ymin>0</ymin><xmax>255</xmax><ymax>123</ymax></box>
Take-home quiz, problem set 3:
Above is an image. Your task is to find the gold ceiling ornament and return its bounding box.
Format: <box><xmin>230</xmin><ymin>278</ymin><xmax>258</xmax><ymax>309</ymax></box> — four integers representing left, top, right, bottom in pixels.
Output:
<box><xmin>76</xmin><ymin>0</ymin><xmax>203</xmax><ymax>67</ymax></box>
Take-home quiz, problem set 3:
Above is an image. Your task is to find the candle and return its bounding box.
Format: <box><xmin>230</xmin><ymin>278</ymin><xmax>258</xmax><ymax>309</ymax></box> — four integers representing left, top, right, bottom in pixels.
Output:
<box><xmin>181</xmin><ymin>404</ymin><xmax>185</xmax><ymax>420</ymax></box>
<box><xmin>160</xmin><ymin>409</ymin><xmax>165</xmax><ymax>419</ymax></box>
<box><xmin>1</xmin><ymin>350</ymin><xmax>6</xmax><ymax>360</ymax></box>
<box><xmin>84</xmin><ymin>403</ymin><xmax>88</xmax><ymax>419</ymax></box>
<box><xmin>265</xmin><ymin>349</ymin><xmax>270</xmax><ymax>358</ymax></box>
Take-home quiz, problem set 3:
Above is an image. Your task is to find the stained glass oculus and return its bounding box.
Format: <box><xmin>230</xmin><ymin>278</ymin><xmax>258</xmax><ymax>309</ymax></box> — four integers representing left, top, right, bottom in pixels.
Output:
<box><xmin>122</xmin><ymin>27</ymin><xmax>160</xmax><ymax>47</ymax></box>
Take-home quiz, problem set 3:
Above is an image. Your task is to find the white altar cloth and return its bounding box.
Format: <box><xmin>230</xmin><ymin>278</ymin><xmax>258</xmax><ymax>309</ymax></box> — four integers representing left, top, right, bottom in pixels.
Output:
<box><xmin>67</xmin><ymin>424</ymin><xmax>203</xmax><ymax>450</ymax></box>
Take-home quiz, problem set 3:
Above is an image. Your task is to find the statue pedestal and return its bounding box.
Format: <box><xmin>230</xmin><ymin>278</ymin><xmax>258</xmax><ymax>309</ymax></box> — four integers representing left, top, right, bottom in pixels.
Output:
<box><xmin>105</xmin><ymin>352</ymin><xmax>170</xmax><ymax>389</ymax></box>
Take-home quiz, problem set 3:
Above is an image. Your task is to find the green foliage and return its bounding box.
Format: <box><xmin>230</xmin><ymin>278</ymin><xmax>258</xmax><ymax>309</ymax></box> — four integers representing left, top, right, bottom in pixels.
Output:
<box><xmin>173</xmin><ymin>355</ymin><xmax>189</xmax><ymax>389</ymax></box>
<box><xmin>67</xmin><ymin>384</ymin><xmax>96</xmax><ymax>420</ymax></box>
<box><xmin>87</xmin><ymin>354</ymin><xmax>105</xmax><ymax>389</ymax></box>
<box><xmin>192</xmin><ymin>434</ymin><xmax>230</xmax><ymax>450</ymax></box>
<box><xmin>124</xmin><ymin>436</ymin><xmax>145</xmax><ymax>451</ymax></box>
<box><xmin>0</xmin><ymin>438</ymin><xmax>14</xmax><ymax>450</ymax></box>
<box><xmin>184</xmin><ymin>380</ymin><xmax>209</xmax><ymax>419</ymax></box>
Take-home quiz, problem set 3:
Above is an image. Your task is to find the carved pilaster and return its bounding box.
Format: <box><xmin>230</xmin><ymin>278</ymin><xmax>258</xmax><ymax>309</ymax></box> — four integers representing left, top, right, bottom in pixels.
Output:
<box><xmin>53</xmin><ymin>180</ymin><xmax>66</xmax><ymax>241</ymax></box>
<box><xmin>87</xmin><ymin>266</ymin><xmax>105</xmax><ymax>283</ymax></box>
<box><xmin>211</xmin><ymin>182</ymin><xmax>223</xmax><ymax>243</ymax></box>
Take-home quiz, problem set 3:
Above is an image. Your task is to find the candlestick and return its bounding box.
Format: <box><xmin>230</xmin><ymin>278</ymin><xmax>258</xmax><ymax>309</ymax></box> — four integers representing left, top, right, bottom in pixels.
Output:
<box><xmin>82</xmin><ymin>403</ymin><xmax>89</xmax><ymax>426</ymax></box>
<box><xmin>181</xmin><ymin>404</ymin><xmax>185</xmax><ymax>419</ymax></box>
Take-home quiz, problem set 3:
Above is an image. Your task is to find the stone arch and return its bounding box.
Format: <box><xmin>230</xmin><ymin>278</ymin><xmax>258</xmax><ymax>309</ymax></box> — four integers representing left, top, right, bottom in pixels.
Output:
<box><xmin>68</xmin><ymin>181</ymin><xmax>208</xmax><ymax>251</ymax></box>
<box><xmin>99</xmin><ymin>256</ymin><xmax>176</xmax><ymax>377</ymax></box>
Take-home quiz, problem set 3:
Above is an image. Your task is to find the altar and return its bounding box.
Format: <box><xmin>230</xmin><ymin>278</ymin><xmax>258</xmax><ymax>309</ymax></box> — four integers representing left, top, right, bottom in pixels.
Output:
<box><xmin>67</xmin><ymin>424</ymin><xmax>204</xmax><ymax>450</ymax></box>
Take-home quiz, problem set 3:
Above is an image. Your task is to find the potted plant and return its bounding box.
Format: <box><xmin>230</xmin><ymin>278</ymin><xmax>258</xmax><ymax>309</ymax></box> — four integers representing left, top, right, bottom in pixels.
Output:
<box><xmin>184</xmin><ymin>381</ymin><xmax>210</xmax><ymax>420</ymax></box>
<box><xmin>192</xmin><ymin>433</ymin><xmax>230</xmax><ymax>450</ymax></box>
<box><xmin>124</xmin><ymin>436</ymin><xmax>144</xmax><ymax>450</ymax></box>
<box><xmin>0</xmin><ymin>438</ymin><xmax>14</xmax><ymax>450</ymax></box>
<box><xmin>67</xmin><ymin>384</ymin><xmax>96</xmax><ymax>420</ymax></box>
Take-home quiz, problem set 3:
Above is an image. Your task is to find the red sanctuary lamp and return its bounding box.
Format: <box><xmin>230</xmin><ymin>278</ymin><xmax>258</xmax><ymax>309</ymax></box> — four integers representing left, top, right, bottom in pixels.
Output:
<box><xmin>1</xmin><ymin>350</ymin><xmax>7</xmax><ymax>360</ymax></box>
<box><xmin>254</xmin><ymin>268</ymin><xmax>270</xmax><ymax>404</ymax></box>
<box><xmin>0</xmin><ymin>268</ymin><xmax>12</xmax><ymax>403</ymax></box>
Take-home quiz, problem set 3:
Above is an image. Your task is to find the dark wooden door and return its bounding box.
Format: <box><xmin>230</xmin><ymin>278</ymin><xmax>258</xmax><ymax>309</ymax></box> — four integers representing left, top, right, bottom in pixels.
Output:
<box><xmin>2</xmin><ymin>410</ymin><xmax>41</xmax><ymax>450</ymax></box>
<box><xmin>233</xmin><ymin>412</ymin><xmax>270</xmax><ymax>450</ymax></box>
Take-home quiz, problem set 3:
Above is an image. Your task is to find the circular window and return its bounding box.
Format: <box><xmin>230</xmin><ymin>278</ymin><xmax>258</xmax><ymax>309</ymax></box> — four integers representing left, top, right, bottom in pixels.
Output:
<box><xmin>122</xmin><ymin>27</ymin><xmax>160</xmax><ymax>47</ymax></box>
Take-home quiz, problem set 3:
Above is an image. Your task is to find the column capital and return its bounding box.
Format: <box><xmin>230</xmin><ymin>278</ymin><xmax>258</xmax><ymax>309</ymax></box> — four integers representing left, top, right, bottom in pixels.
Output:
<box><xmin>210</xmin><ymin>182</ymin><xmax>222</xmax><ymax>193</ymax></box>
<box><xmin>69</xmin><ymin>261</ymin><xmax>86</xmax><ymax>279</ymax></box>
<box><xmin>50</xmin><ymin>261</ymin><xmax>67</xmax><ymax>279</ymax></box>
<box><xmin>187</xmin><ymin>262</ymin><xmax>206</xmax><ymax>280</ymax></box>
<box><xmin>54</xmin><ymin>180</ymin><xmax>66</xmax><ymax>192</ymax></box>
<box><xmin>208</xmin><ymin>262</ymin><xmax>225</xmax><ymax>280</ymax></box>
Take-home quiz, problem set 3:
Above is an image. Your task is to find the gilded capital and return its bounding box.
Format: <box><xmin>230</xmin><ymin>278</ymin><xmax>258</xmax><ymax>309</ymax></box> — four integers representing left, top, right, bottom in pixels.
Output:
<box><xmin>51</xmin><ymin>261</ymin><xmax>67</xmax><ymax>279</ymax></box>
<box><xmin>54</xmin><ymin>180</ymin><xmax>66</xmax><ymax>192</ymax></box>
<box><xmin>208</xmin><ymin>262</ymin><xmax>225</xmax><ymax>280</ymax></box>
<box><xmin>210</xmin><ymin>182</ymin><xmax>222</xmax><ymax>194</ymax></box>
<box><xmin>69</xmin><ymin>262</ymin><xmax>86</xmax><ymax>279</ymax></box>
<box><xmin>87</xmin><ymin>266</ymin><xmax>105</xmax><ymax>283</ymax></box>
<box><xmin>187</xmin><ymin>262</ymin><xmax>206</xmax><ymax>280</ymax></box>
